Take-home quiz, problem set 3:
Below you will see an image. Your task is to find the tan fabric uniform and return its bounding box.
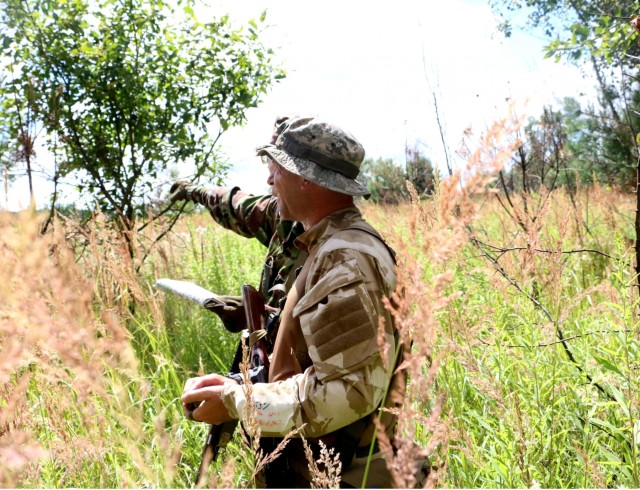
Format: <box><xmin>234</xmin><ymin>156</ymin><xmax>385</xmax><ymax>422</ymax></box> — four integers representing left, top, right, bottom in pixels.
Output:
<box><xmin>221</xmin><ymin>206</ymin><xmax>398</xmax><ymax>487</ymax></box>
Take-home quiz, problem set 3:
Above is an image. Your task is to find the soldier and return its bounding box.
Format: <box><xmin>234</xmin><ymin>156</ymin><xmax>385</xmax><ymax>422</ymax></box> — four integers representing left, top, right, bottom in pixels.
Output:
<box><xmin>181</xmin><ymin>116</ymin><xmax>403</xmax><ymax>488</ymax></box>
<box><xmin>169</xmin><ymin>116</ymin><xmax>306</xmax><ymax>347</ymax></box>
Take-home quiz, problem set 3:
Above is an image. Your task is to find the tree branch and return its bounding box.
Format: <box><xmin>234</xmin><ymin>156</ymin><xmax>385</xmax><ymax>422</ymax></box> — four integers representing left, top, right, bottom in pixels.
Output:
<box><xmin>470</xmin><ymin>236</ymin><xmax>614</xmax><ymax>401</ymax></box>
<box><xmin>471</xmin><ymin>236</ymin><xmax>622</xmax><ymax>265</ymax></box>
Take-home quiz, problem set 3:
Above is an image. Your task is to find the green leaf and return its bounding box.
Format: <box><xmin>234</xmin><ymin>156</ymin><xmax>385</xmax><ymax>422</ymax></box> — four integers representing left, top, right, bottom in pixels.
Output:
<box><xmin>588</xmin><ymin>417</ymin><xmax>625</xmax><ymax>436</ymax></box>
<box><xmin>608</xmin><ymin>384</ymin><xmax>630</xmax><ymax>418</ymax></box>
<box><xmin>1</xmin><ymin>34</ymin><xmax>11</xmax><ymax>52</ymax></box>
<box><xmin>593</xmin><ymin>355</ymin><xmax>623</xmax><ymax>376</ymax></box>
<box><xmin>575</xmin><ymin>25</ymin><xmax>590</xmax><ymax>39</ymax></box>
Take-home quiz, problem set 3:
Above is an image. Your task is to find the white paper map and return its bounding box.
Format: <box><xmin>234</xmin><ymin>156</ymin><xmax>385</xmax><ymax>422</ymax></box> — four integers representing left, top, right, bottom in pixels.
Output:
<box><xmin>155</xmin><ymin>278</ymin><xmax>221</xmax><ymax>307</ymax></box>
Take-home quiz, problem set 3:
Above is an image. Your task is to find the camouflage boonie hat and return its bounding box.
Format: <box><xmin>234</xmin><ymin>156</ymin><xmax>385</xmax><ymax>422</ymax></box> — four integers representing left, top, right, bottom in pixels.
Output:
<box><xmin>256</xmin><ymin>116</ymin><xmax>370</xmax><ymax>197</ymax></box>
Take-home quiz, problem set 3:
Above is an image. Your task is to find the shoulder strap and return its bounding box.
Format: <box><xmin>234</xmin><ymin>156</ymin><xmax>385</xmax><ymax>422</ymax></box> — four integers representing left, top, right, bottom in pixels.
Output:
<box><xmin>294</xmin><ymin>222</ymin><xmax>396</xmax><ymax>298</ymax></box>
<box><xmin>332</xmin><ymin>222</ymin><xmax>397</xmax><ymax>265</ymax></box>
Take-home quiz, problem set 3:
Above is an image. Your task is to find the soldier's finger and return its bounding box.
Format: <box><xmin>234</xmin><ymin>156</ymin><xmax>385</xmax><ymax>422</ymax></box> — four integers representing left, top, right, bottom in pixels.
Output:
<box><xmin>183</xmin><ymin>377</ymin><xmax>200</xmax><ymax>393</ymax></box>
<box><xmin>181</xmin><ymin>387</ymin><xmax>210</xmax><ymax>405</ymax></box>
<box><xmin>190</xmin><ymin>389</ymin><xmax>229</xmax><ymax>425</ymax></box>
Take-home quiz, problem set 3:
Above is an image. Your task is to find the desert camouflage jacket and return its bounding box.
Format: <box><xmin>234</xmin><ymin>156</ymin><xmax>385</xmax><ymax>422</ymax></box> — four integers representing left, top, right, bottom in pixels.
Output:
<box><xmin>221</xmin><ymin>206</ymin><xmax>398</xmax><ymax>440</ymax></box>
<box><xmin>189</xmin><ymin>185</ymin><xmax>305</xmax><ymax>312</ymax></box>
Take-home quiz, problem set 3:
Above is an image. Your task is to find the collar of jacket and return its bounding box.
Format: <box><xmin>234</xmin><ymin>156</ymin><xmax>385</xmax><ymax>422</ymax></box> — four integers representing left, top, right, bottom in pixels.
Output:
<box><xmin>294</xmin><ymin>206</ymin><xmax>363</xmax><ymax>253</ymax></box>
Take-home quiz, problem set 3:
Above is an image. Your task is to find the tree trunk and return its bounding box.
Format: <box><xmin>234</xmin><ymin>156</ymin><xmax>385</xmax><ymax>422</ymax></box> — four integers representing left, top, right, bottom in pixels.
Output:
<box><xmin>26</xmin><ymin>151</ymin><xmax>34</xmax><ymax>207</ymax></box>
<box><xmin>40</xmin><ymin>166</ymin><xmax>60</xmax><ymax>235</ymax></box>
<box><xmin>635</xmin><ymin>158</ymin><xmax>640</xmax><ymax>299</ymax></box>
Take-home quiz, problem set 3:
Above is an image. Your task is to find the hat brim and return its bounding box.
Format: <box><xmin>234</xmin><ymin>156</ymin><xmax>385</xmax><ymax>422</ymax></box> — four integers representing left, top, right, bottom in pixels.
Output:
<box><xmin>256</xmin><ymin>144</ymin><xmax>370</xmax><ymax>198</ymax></box>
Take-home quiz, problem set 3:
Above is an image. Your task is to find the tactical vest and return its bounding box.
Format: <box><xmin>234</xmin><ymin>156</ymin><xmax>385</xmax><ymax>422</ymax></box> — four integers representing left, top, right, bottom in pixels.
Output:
<box><xmin>262</xmin><ymin>221</ymin><xmax>403</xmax><ymax>488</ymax></box>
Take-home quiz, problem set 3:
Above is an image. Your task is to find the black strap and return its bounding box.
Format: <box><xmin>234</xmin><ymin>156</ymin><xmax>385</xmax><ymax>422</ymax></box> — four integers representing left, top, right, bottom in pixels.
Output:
<box><xmin>278</xmin><ymin>133</ymin><xmax>360</xmax><ymax>179</ymax></box>
<box><xmin>334</xmin><ymin>416</ymin><xmax>370</xmax><ymax>469</ymax></box>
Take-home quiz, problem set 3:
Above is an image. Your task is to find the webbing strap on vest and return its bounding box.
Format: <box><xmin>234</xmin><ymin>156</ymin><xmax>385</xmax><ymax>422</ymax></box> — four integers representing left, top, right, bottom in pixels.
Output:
<box><xmin>295</xmin><ymin>222</ymin><xmax>396</xmax><ymax>297</ymax></box>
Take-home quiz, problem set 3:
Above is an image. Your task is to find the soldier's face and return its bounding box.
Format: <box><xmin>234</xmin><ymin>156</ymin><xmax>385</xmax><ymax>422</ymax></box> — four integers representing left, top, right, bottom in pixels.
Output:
<box><xmin>266</xmin><ymin>158</ymin><xmax>305</xmax><ymax>221</ymax></box>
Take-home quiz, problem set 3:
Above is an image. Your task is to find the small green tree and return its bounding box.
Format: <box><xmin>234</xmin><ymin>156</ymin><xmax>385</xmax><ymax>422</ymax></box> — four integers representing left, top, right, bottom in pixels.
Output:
<box><xmin>405</xmin><ymin>145</ymin><xmax>435</xmax><ymax>197</ymax></box>
<box><xmin>360</xmin><ymin>157</ymin><xmax>407</xmax><ymax>204</ymax></box>
<box><xmin>360</xmin><ymin>146</ymin><xmax>435</xmax><ymax>205</ymax></box>
<box><xmin>0</xmin><ymin>0</ymin><xmax>283</xmax><ymax>256</ymax></box>
<box><xmin>558</xmin><ymin>95</ymin><xmax>639</xmax><ymax>188</ymax></box>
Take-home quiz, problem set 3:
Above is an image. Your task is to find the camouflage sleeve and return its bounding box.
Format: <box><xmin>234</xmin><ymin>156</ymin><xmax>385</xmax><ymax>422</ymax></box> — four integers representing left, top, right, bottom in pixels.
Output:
<box><xmin>221</xmin><ymin>357</ymin><xmax>390</xmax><ymax>438</ymax></box>
<box><xmin>220</xmin><ymin>249</ymin><xmax>397</xmax><ymax>438</ymax></box>
<box><xmin>191</xmin><ymin>186</ymin><xmax>278</xmax><ymax>247</ymax></box>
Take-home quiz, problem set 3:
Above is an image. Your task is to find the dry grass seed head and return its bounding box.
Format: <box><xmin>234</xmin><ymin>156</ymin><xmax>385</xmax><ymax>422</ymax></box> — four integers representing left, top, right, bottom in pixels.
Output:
<box><xmin>213</xmin><ymin>456</ymin><xmax>238</xmax><ymax>488</ymax></box>
<box><xmin>0</xmin><ymin>212</ymin><xmax>181</xmax><ymax>486</ymax></box>
<box><xmin>0</xmin><ymin>213</ymin><xmax>140</xmax><ymax>481</ymax></box>
<box><xmin>573</xmin><ymin>442</ymin><xmax>607</xmax><ymax>488</ymax></box>
<box><xmin>302</xmin><ymin>438</ymin><xmax>342</xmax><ymax>489</ymax></box>
<box><xmin>238</xmin><ymin>341</ymin><xmax>260</xmax><ymax>450</ymax></box>
<box><xmin>373</xmin><ymin>114</ymin><xmax>523</xmax><ymax>487</ymax></box>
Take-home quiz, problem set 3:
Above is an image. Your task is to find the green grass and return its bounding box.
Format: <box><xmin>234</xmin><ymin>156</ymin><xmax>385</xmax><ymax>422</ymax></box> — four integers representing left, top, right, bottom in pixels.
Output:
<box><xmin>434</xmin><ymin>199</ymin><xmax>640</xmax><ymax>487</ymax></box>
<box><xmin>3</xmin><ymin>189</ymin><xmax>640</xmax><ymax>488</ymax></box>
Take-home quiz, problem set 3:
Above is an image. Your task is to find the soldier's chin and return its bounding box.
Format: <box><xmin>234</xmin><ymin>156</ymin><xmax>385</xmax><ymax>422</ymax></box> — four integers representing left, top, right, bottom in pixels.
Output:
<box><xmin>275</xmin><ymin>200</ymin><xmax>292</xmax><ymax>220</ymax></box>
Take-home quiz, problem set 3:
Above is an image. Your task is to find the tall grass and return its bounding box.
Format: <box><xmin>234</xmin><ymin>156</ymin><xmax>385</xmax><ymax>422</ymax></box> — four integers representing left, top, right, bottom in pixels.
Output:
<box><xmin>0</xmin><ymin>210</ymin><xmax>264</xmax><ymax>487</ymax></box>
<box><xmin>436</xmin><ymin>182</ymin><xmax>639</xmax><ymax>487</ymax></box>
<box><xmin>1</xmin><ymin>118</ymin><xmax>638</xmax><ymax>487</ymax></box>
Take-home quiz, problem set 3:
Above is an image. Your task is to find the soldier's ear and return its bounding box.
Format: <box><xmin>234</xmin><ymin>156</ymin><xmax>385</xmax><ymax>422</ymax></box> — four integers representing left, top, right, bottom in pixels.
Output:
<box><xmin>300</xmin><ymin>178</ymin><xmax>314</xmax><ymax>190</ymax></box>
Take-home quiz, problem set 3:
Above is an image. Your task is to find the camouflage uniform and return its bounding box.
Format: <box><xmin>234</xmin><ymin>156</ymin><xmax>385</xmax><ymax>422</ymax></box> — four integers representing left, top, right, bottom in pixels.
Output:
<box><xmin>186</xmin><ymin>184</ymin><xmax>306</xmax><ymax>340</ymax></box>
<box><xmin>221</xmin><ymin>206</ymin><xmax>399</xmax><ymax>488</ymax></box>
<box><xmin>181</xmin><ymin>116</ymin><xmax>406</xmax><ymax>487</ymax></box>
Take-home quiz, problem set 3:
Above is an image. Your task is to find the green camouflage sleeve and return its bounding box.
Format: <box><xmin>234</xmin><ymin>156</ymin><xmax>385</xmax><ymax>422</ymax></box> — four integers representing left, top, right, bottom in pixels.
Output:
<box><xmin>220</xmin><ymin>249</ymin><xmax>397</xmax><ymax>438</ymax></box>
<box><xmin>188</xmin><ymin>184</ymin><xmax>305</xmax><ymax>313</ymax></box>
<box><xmin>190</xmin><ymin>185</ymin><xmax>278</xmax><ymax>248</ymax></box>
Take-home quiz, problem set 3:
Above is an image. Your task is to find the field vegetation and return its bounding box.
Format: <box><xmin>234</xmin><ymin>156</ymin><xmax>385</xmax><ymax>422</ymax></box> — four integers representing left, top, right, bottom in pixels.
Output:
<box><xmin>2</xmin><ymin>0</ymin><xmax>640</xmax><ymax>487</ymax></box>
<box><xmin>2</xmin><ymin>118</ymin><xmax>639</xmax><ymax>488</ymax></box>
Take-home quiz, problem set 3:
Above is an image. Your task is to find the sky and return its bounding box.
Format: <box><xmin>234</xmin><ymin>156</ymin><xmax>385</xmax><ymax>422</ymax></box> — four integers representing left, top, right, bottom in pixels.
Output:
<box><xmin>198</xmin><ymin>0</ymin><xmax>596</xmax><ymax>195</ymax></box>
<box><xmin>2</xmin><ymin>0</ymin><xmax>597</xmax><ymax>209</ymax></box>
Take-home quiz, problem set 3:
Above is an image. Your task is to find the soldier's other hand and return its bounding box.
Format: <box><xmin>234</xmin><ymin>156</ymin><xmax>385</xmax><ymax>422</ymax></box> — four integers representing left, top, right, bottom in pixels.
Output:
<box><xmin>169</xmin><ymin>179</ymin><xmax>190</xmax><ymax>202</ymax></box>
<box><xmin>205</xmin><ymin>295</ymin><xmax>246</xmax><ymax>333</ymax></box>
